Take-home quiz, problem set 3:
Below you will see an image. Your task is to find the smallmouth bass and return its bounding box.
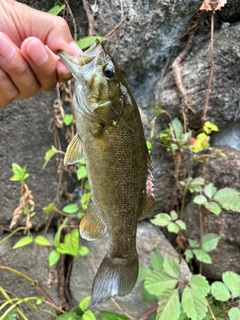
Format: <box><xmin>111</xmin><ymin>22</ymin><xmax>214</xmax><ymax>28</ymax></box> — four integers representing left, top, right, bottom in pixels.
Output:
<box><xmin>58</xmin><ymin>41</ymin><xmax>155</xmax><ymax>304</ymax></box>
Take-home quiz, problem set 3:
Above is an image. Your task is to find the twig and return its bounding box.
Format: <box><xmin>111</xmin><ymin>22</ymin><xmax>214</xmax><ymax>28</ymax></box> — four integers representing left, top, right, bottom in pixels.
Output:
<box><xmin>82</xmin><ymin>0</ymin><xmax>96</xmax><ymax>35</ymax></box>
<box><xmin>104</xmin><ymin>18</ymin><xmax>126</xmax><ymax>40</ymax></box>
<box><xmin>137</xmin><ymin>305</ymin><xmax>158</xmax><ymax>320</ymax></box>
<box><xmin>64</xmin><ymin>0</ymin><xmax>77</xmax><ymax>40</ymax></box>
<box><xmin>206</xmin><ymin>298</ymin><xmax>216</xmax><ymax>320</ymax></box>
<box><xmin>110</xmin><ymin>298</ymin><xmax>135</xmax><ymax>320</ymax></box>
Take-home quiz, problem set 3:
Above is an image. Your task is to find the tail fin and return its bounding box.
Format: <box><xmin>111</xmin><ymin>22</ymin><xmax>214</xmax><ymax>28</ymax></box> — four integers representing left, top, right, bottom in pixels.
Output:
<box><xmin>91</xmin><ymin>254</ymin><xmax>138</xmax><ymax>305</ymax></box>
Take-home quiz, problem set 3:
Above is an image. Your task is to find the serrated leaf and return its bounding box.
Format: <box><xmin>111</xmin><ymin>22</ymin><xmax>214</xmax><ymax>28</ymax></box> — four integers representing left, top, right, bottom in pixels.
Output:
<box><xmin>142</xmin><ymin>285</ymin><xmax>155</xmax><ymax>302</ymax></box>
<box><xmin>182</xmin><ymin>286</ymin><xmax>208</xmax><ymax>320</ymax></box>
<box><xmin>79</xmin><ymin>296</ymin><xmax>91</xmax><ymax>311</ymax></box>
<box><xmin>188</xmin><ymin>239</ymin><xmax>199</xmax><ymax>248</ymax></box>
<box><xmin>163</xmin><ymin>259</ymin><xmax>181</xmax><ymax>278</ymax></box>
<box><xmin>48</xmin><ymin>4</ymin><xmax>65</xmax><ymax>15</ymax></box>
<box><xmin>56</xmin><ymin>312</ymin><xmax>77</xmax><ymax>320</ymax></box>
<box><xmin>156</xmin><ymin>289</ymin><xmax>180</xmax><ymax>320</ymax></box>
<box><xmin>83</xmin><ymin>310</ymin><xmax>96</xmax><ymax>320</ymax></box>
<box><xmin>213</xmin><ymin>188</ymin><xmax>240</xmax><ymax>212</ymax></box>
<box><xmin>211</xmin><ymin>281</ymin><xmax>231</xmax><ymax>301</ymax></box>
<box><xmin>193</xmin><ymin>249</ymin><xmax>212</xmax><ymax>264</ymax></box>
<box><xmin>175</xmin><ymin>220</ymin><xmax>187</xmax><ymax>230</ymax></box>
<box><xmin>185</xmin><ymin>249</ymin><xmax>194</xmax><ymax>263</ymax></box>
<box><xmin>43</xmin><ymin>146</ymin><xmax>57</xmax><ymax>169</ymax></box>
<box><xmin>145</xmin><ymin>270</ymin><xmax>177</xmax><ymax>296</ymax></box>
<box><xmin>13</xmin><ymin>236</ymin><xmax>33</xmax><ymax>249</ymax></box>
<box><xmin>204</xmin><ymin>183</ymin><xmax>217</xmax><ymax>199</ymax></box>
<box><xmin>151</xmin><ymin>213</ymin><xmax>171</xmax><ymax>227</ymax></box>
<box><xmin>170</xmin><ymin>210</ymin><xmax>178</xmax><ymax>220</ymax></box>
<box><xmin>189</xmin><ymin>275</ymin><xmax>210</xmax><ymax>296</ymax></box>
<box><xmin>63</xmin><ymin>114</ymin><xmax>73</xmax><ymax>126</ymax></box>
<box><xmin>202</xmin><ymin>233</ymin><xmax>220</xmax><ymax>252</ymax></box>
<box><xmin>193</xmin><ymin>195</ymin><xmax>208</xmax><ymax>205</ymax></box>
<box><xmin>77</xmin><ymin>166</ymin><xmax>88</xmax><ymax>180</ymax></box>
<box><xmin>49</xmin><ymin>250</ymin><xmax>60</xmax><ymax>267</ymax></box>
<box><xmin>35</xmin><ymin>235</ymin><xmax>51</xmax><ymax>246</ymax></box>
<box><xmin>137</xmin><ymin>266</ymin><xmax>152</xmax><ymax>282</ymax></box>
<box><xmin>62</xmin><ymin>203</ymin><xmax>78</xmax><ymax>214</ymax></box>
<box><xmin>76</xmin><ymin>36</ymin><xmax>105</xmax><ymax>50</ymax></box>
<box><xmin>150</xmin><ymin>252</ymin><xmax>164</xmax><ymax>271</ymax></box>
<box><xmin>204</xmin><ymin>201</ymin><xmax>222</xmax><ymax>215</ymax></box>
<box><xmin>229</xmin><ymin>307</ymin><xmax>240</xmax><ymax>320</ymax></box>
<box><xmin>167</xmin><ymin>222</ymin><xmax>179</xmax><ymax>233</ymax></box>
<box><xmin>222</xmin><ymin>271</ymin><xmax>240</xmax><ymax>298</ymax></box>
<box><xmin>79</xmin><ymin>246</ymin><xmax>89</xmax><ymax>256</ymax></box>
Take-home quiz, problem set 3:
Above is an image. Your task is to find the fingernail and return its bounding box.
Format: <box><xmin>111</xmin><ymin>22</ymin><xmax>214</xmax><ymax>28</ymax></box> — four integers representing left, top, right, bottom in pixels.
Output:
<box><xmin>70</xmin><ymin>42</ymin><xmax>82</xmax><ymax>55</ymax></box>
<box><xmin>0</xmin><ymin>34</ymin><xmax>16</xmax><ymax>59</ymax></box>
<box><xmin>27</xmin><ymin>41</ymin><xmax>48</xmax><ymax>66</ymax></box>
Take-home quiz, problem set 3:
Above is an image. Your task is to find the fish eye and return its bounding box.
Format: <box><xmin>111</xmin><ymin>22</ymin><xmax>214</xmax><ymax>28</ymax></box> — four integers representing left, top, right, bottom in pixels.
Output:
<box><xmin>103</xmin><ymin>65</ymin><xmax>115</xmax><ymax>78</ymax></box>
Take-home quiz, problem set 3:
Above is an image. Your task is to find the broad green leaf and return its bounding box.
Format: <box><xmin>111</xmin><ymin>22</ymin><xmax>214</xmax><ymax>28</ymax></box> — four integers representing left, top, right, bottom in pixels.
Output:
<box><xmin>184</xmin><ymin>249</ymin><xmax>194</xmax><ymax>263</ymax></box>
<box><xmin>13</xmin><ymin>236</ymin><xmax>33</xmax><ymax>249</ymax></box>
<box><xmin>202</xmin><ymin>233</ymin><xmax>220</xmax><ymax>252</ymax></box>
<box><xmin>48</xmin><ymin>4</ymin><xmax>65</xmax><ymax>15</ymax></box>
<box><xmin>79</xmin><ymin>296</ymin><xmax>91</xmax><ymax>311</ymax></box>
<box><xmin>2</xmin><ymin>308</ymin><xmax>18</xmax><ymax>320</ymax></box>
<box><xmin>193</xmin><ymin>249</ymin><xmax>212</xmax><ymax>264</ymax></box>
<box><xmin>83</xmin><ymin>310</ymin><xmax>96</xmax><ymax>320</ymax></box>
<box><xmin>175</xmin><ymin>220</ymin><xmax>186</xmax><ymax>230</ymax></box>
<box><xmin>56</xmin><ymin>312</ymin><xmax>78</xmax><ymax>320</ymax></box>
<box><xmin>151</xmin><ymin>213</ymin><xmax>171</xmax><ymax>227</ymax></box>
<box><xmin>213</xmin><ymin>188</ymin><xmax>240</xmax><ymax>212</ymax></box>
<box><xmin>188</xmin><ymin>177</ymin><xmax>205</xmax><ymax>192</ymax></box>
<box><xmin>35</xmin><ymin>235</ymin><xmax>51</xmax><ymax>246</ymax></box>
<box><xmin>76</xmin><ymin>36</ymin><xmax>105</xmax><ymax>50</ymax></box>
<box><xmin>204</xmin><ymin>201</ymin><xmax>222</xmax><ymax>215</ymax></box>
<box><xmin>81</xmin><ymin>192</ymin><xmax>91</xmax><ymax>210</ymax></box>
<box><xmin>79</xmin><ymin>246</ymin><xmax>89</xmax><ymax>256</ymax></box>
<box><xmin>137</xmin><ymin>266</ymin><xmax>152</xmax><ymax>282</ymax></box>
<box><xmin>144</xmin><ymin>270</ymin><xmax>177</xmax><ymax>296</ymax></box>
<box><xmin>63</xmin><ymin>114</ymin><xmax>73</xmax><ymax>126</ymax></box>
<box><xmin>167</xmin><ymin>222</ymin><xmax>179</xmax><ymax>233</ymax></box>
<box><xmin>222</xmin><ymin>271</ymin><xmax>240</xmax><ymax>298</ymax></box>
<box><xmin>43</xmin><ymin>202</ymin><xmax>56</xmax><ymax>214</ymax></box>
<box><xmin>49</xmin><ymin>250</ymin><xmax>60</xmax><ymax>267</ymax></box>
<box><xmin>204</xmin><ymin>183</ymin><xmax>217</xmax><ymax>199</ymax></box>
<box><xmin>188</xmin><ymin>239</ymin><xmax>199</xmax><ymax>248</ymax></box>
<box><xmin>150</xmin><ymin>252</ymin><xmax>164</xmax><ymax>271</ymax></box>
<box><xmin>172</xmin><ymin>118</ymin><xmax>183</xmax><ymax>140</ymax></box>
<box><xmin>182</xmin><ymin>286</ymin><xmax>208</xmax><ymax>320</ymax></box>
<box><xmin>10</xmin><ymin>163</ymin><xmax>29</xmax><ymax>181</ymax></box>
<box><xmin>156</xmin><ymin>289</ymin><xmax>180</xmax><ymax>320</ymax></box>
<box><xmin>67</xmin><ymin>228</ymin><xmax>79</xmax><ymax>256</ymax></box>
<box><xmin>170</xmin><ymin>210</ymin><xmax>178</xmax><ymax>220</ymax></box>
<box><xmin>163</xmin><ymin>259</ymin><xmax>181</xmax><ymax>278</ymax></box>
<box><xmin>142</xmin><ymin>285</ymin><xmax>155</xmax><ymax>302</ymax></box>
<box><xmin>43</xmin><ymin>146</ymin><xmax>57</xmax><ymax>169</ymax></box>
<box><xmin>189</xmin><ymin>275</ymin><xmax>210</xmax><ymax>296</ymax></box>
<box><xmin>211</xmin><ymin>281</ymin><xmax>231</xmax><ymax>301</ymax></box>
<box><xmin>62</xmin><ymin>203</ymin><xmax>78</xmax><ymax>214</ymax></box>
<box><xmin>193</xmin><ymin>195</ymin><xmax>208</xmax><ymax>205</ymax></box>
<box><xmin>77</xmin><ymin>166</ymin><xmax>88</xmax><ymax>180</ymax></box>
<box><xmin>98</xmin><ymin>311</ymin><xmax>128</xmax><ymax>320</ymax></box>
<box><xmin>229</xmin><ymin>307</ymin><xmax>240</xmax><ymax>320</ymax></box>
<box><xmin>54</xmin><ymin>218</ymin><xmax>68</xmax><ymax>247</ymax></box>
<box><xmin>203</xmin><ymin>121</ymin><xmax>219</xmax><ymax>134</ymax></box>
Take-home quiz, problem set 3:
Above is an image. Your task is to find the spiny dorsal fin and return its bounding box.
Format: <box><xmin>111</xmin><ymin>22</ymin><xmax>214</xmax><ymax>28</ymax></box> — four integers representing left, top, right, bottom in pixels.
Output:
<box><xmin>64</xmin><ymin>133</ymin><xmax>83</xmax><ymax>165</ymax></box>
<box><xmin>80</xmin><ymin>199</ymin><xmax>107</xmax><ymax>241</ymax></box>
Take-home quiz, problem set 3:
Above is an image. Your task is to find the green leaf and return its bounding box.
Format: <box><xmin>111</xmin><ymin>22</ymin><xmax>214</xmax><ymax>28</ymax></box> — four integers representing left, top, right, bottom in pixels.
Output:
<box><xmin>170</xmin><ymin>210</ymin><xmax>178</xmax><ymax>220</ymax></box>
<box><xmin>98</xmin><ymin>311</ymin><xmax>129</xmax><ymax>320</ymax></box>
<box><xmin>36</xmin><ymin>297</ymin><xmax>45</xmax><ymax>305</ymax></box>
<box><xmin>188</xmin><ymin>177</ymin><xmax>205</xmax><ymax>192</ymax></box>
<box><xmin>202</xmin><ymin>233</ymin><xmax>220</xmax><ymax>252</ymax></box>
<box><xmin>146</xmin><ymin>141</ymin><xmax>152</xmax><ymax>150</ymax></box>
<box><xmin>193</xmin><ymin>249</ymin><xmax>212</xmax><ymax>264</ymax></box>
<box><xmin>222</xmin><ymin>271</ymin><xmax>240</xmax><ymax>298</ymax></box>
<box><xmin>67</xmin><ymin>228</ymin><xmax>79</xmax><ymax>256</ymax></box>
<box><xmin>77</xmin><ymin>166</ymin><xmax>88</xmax><ymax>180</ymax></box>
<box><xmin>182</xmin><ymin>286</ymin><xmax>208</xmax><ymax>320</ymax></box>
<box><xmin>43</xmin><ymin>146</ymin><xmax>57</xmax><ymax>169</ymax></box>
<box><xmin>10</xmin><ymin>163</ymin><xmax>29</xmax><ymax>181</ymax></box>
<box><xmin>83</xmin><ymin>310</ymin><xmax>96</xmax><ymax>320</ymax></box>
<box><xmin>34</xmin><ymin>235</ymin><xmax>51</xmax><ymax>246</ymax></box>
<box><xmin>184</xmin><ymin>249</ymin><xmax>194</xmax><ymax>263</ymax></box>
<box><xmin>150</xmin><ymin>252</ymin><xmax>164</xmax><ymax>271</ymax></box>
<box><xmin>188</xmin><ymin>239</ymin><xmax>199</xmax><ymax>248</ymax></box>
<box><xmin>54</xmin><ymin>217</ymin><xmax>68</xmax><ymax>247</ymax></box>
<box><xmin>62</xmin><ymin>203</ymin><xmax>78</xmax><ymax>214</ymax></box>
<box><xmin>213</xmin><ymin>188</ymin><xmax>240</xmax><ymax>212</ymax></box>
<box><xmin>79</xmin><ymin>246</ymin><xmax>89</xmax><ymax>256</ymax></box>
<box><xmin>193</xmin><ymin>195</ymin><xmax>208</xmax><ymax>205</ymax></box>
<box><xmin>48</xmin><ymin>4</ymin><xmax>65</xmax><ymax>15</ymax></box>
<box><xmin>2</xmin><ymin>309</ymin><xmax>19</xmax><ymax>320</ymax></box>
<box><xmin>13</xmin><ymin>236</ymin><xmax>33</xmax><ymax>249</ymax></box>
<box><xmin>49</xmin><ymin>250</ymin><xmax>60</xmax><ymax>267</ymax></box>
<box><xmin>204</xmin><ymin>183</ymin><xmax>217</xmax><ymax>199</ymax></box>
<box><xmin>163</xmin><ymin>259</ymin><xmax>181</xmax><ymax>278</ymax></box>
<box><xmin>156</xmin><ymin>289</ymin><xmax>180</xmax><ymax>320</ymax></box>
<box><xmin>76</xmin><ymin>36</ymin><xmax>105</xmax><ymax>50</ymax></box>
<box><xmin>189</xmin><ymin>275</ymin><xmax>210</xmax><ymax>296</ymax></box>
<box><xmin>63</xmin><ymin>114</ymin><xmax>73</xmax><ymax>126</ymax></box>
<box><xmin>81</xmin><ymin>193</ymin><xmax>91</xmax><ymax>211</ymax></box>
<box><xmin>137</xmin><ymin>266</ymin><xmax>152</xmax><ymax>282</ymax></box>
<box><xmin>167</xmin><ymin>222</ymin><xmax>179</xmax><ymax>234</ymax></box>
<box><xmin>43</xmin><ymin>202</ymin><xmax>56</xmax><ymax>214</ymax></box>
<box><xmin>79</xmin><ymin>296</ymin><xmax>91</xmax><ymax>311</ymax></box>
<box><xmin>142</xmin><ymin>285</ymin><xmax>155</xmax><ymax>302</ymax></box>
<box><xmin>211</xmin><ymin>281</ymin><xmax>231</xmax><ymax>301</ymax></box>
<box><xmin>56</xmin><ymin>312</ymin><xmax>78</xmax><ymax>320</ymax></box>
<box><xmin>229</xmin><ymin>307</ymin><xmax>240</xmax><ymax>320</ymax></box>
<box><xmin>151</xmin><ymin>213</ymin><xmax>171</xmax><ymax>227</ymax></box>
<box><xmin>204</xmin><ymin>201</ymin><xmax>222</xmax><ymax>215</ymax></box>
<box><xmin>203</xmin><ymin>121</ymin><xmax>219</xmax><ymax>134</ymax></box>
<box><xmin>144</xmin><ymin>270</ymin><xmax>178</xmax><ymax>296</ymax></box>
<box><xmin>172</xmin><ymin>118</ymin><xmax>183</xmax><ymax>140</ymax></box>
<box><xmin>175</xmin><ymin>220</ymin><xmax>187</xmax><ymax>230</ymax></box>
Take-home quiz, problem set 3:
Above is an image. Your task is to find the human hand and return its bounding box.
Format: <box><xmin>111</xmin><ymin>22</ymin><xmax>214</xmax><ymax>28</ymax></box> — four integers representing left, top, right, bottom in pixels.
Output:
<box><xmin>0</xmin><ymin>0</ymin><xmax>82</xmax><ymax>107</ymax></box>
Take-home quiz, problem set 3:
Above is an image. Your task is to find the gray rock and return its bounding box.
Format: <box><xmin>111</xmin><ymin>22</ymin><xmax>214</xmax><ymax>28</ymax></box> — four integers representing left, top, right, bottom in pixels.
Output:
<box><xmin>0</xmin><ymin>231</ymin><xmax>58</xmax><ymax>319</ymax></box>
<box><xmin>211</xmin><ymin>121</ymin><xmax>240</xmax><ymax>152</ymax></box>
<box><xmin>70</xmin><ymin>222</ymin><xmax>192</xmax><ymax>318</ymax></box>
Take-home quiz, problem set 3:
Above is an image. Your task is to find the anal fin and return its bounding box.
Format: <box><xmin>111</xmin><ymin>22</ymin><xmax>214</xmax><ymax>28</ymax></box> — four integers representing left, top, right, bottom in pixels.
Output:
<box><xmin>80</xmin><ymin>199</ymin><xmax>107</xmax><ymax>241</ymax></box>
<box><xmin>64</xmin><ymin>133</ymin><xmax>83</xmax><ymax>165</ymax></box>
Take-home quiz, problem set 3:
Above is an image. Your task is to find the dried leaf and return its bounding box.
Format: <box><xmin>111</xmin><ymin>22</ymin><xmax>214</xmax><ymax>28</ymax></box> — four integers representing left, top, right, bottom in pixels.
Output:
<box><xmin>200</xmin><ymin>0</ymin><xmax>227</xmax><ymax>11</ymax></box>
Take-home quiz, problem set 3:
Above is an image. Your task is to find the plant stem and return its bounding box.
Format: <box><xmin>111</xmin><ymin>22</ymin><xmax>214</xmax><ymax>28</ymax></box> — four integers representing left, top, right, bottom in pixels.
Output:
<box><xmin>137</xmin><ymin>305</ymin><xmax>158</xmax><ymax>320</ymax></box>
<box><xmin>0</xmin><ymin>227</ymin><xmax>26</xmax><ymax>244</ymax></box>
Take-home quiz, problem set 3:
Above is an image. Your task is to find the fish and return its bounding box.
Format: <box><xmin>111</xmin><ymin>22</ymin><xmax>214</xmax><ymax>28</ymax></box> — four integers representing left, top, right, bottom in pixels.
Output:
<box><xmin>58</xmin><ymin>41</ymin><xmax>155</xmax><ymax>305</ymax></box>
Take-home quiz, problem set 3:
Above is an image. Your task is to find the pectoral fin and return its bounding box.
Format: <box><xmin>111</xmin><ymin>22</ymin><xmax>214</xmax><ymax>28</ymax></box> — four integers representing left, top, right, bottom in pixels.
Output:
<box><xmin>80</xmin><ymin>199</ymin><xmax>107</xmax><ymax>241</ymax></box>
<box><xmin>64</xmin><ymin>133</ymin><xmax>83</xmax><ymax>165</ymax></box>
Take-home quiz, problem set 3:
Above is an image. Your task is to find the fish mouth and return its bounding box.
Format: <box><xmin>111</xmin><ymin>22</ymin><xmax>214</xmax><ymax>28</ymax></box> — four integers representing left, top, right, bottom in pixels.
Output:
<box><xmin>58</xmin><ymin>40</ymin><xmax>102</xmax><ymax>82</ymax></box>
